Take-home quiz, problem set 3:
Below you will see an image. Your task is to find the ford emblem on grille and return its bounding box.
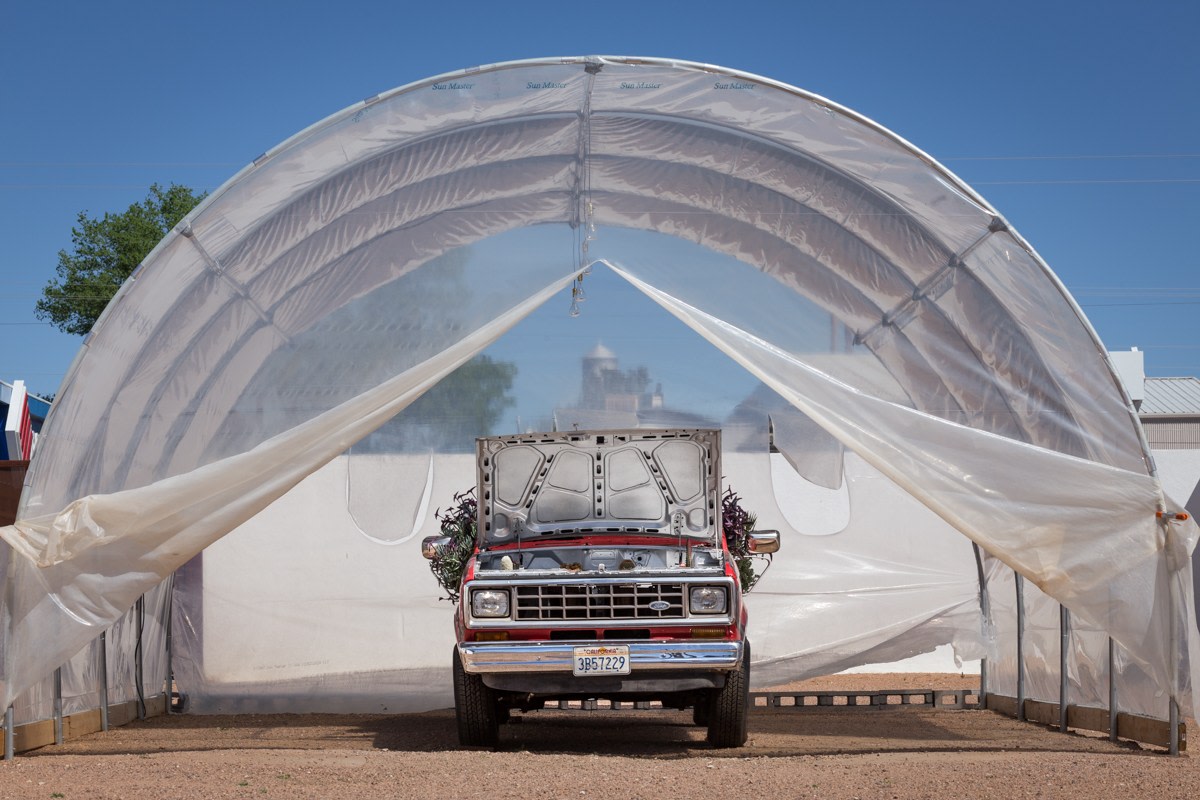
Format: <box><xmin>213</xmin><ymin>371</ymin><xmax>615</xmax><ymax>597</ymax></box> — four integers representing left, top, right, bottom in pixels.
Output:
<box><xmin>648</xmin><ymin>600</ymin><xmax>671</xmax><ymax>612</ymax></box>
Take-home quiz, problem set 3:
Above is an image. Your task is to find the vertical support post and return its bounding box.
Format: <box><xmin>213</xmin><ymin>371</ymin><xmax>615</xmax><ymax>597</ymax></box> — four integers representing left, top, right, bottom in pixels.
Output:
<box><xmin>1059</xmin><ymin>604</ymin><xmax>1070</xmax><ymax>733</ymax></box>
<box><xmin>972</xmin><ymin>544</ymin><xmax>991</xmax><ymax>705</ymax></box>
<box><xmin>3</xmin><ymin>705</ymin><xmax>12</xmax><ymax>761</ymax></box>
<box><xmin>165</xmin><ymin>576</ymin><xmax>175</xmax><ymax>714</ymax></box>
<box><xmin>98</xmin><ymin>631</ymin><xmax>109</xmax><ymax>732</ymax></box>
<box><xmin>1108</xmin><ymin>637</ymin><xmax>1118</xmax><ymax>743</ymax></box>
<box><xmin>135</xmin><ymin>595</ymin><xmax>146</xmax><ymax>721</ymax></box>
<box><xmin>1015</xmin><ymin>571</ymin><xmax>1026</xmax><ymax>722</ymax></box>
<box><xmin>3</xmin><ymin>538</ymin><xmax>17</xmax><ymax>760</ymax></box>
<box><xmin>1165</xmin><ymin>515</ymin><xmax>1181</xmax><ymax>756</ymax></box>
<box><xmin>1170</xmin><ymin>697</ymin><xmax>1180</xmax><ymax>756</ymax></box>
<box><xmin>1169</xmin><ymin>582</ymin><xmax>1180</xmax><ymax>755</ymax></box>
<box><xmin>53</xmin><ymin>667</ymin><xmax>63</xmax><ymax>745</ymax></box>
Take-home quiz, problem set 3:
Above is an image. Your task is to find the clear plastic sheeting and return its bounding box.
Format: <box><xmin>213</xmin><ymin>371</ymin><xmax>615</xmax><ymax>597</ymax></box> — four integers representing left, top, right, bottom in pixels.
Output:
<box><xmin>10</xmin><ymin>582</ymin><xmax>170</xmax><ymax>726</ymax></box>
<box><xmin>173</xmin><ymin>454</ymin><xmax>466</xmax><ymax>713</ymax></box>
<box><xmin>982</xmin><ymin>557</ymin><xmax>1019</xmax><ymax>699</ymax></box>
<box><xmin>736</xmin><ymin>452</ymin><xmax>985</xmax><ymax>686</ymax></box>
<box><xmin>167</xmin><ymin>449</ymin><xmax>985</xmax><ymax>713</ymax></box>
<box><xmin>0</xmin><ymin>57</ymin><xmax>1196</xmax><ymax>726</ymax></box>
<box><xmin>1019</xmin><ymin>579</ymin><xmax>1063</xmax><ymax>705</ymax></box>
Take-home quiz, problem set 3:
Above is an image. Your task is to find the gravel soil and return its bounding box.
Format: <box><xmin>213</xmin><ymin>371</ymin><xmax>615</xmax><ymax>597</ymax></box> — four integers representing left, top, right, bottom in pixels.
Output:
<box><xmin>3</xmin><ymin>673</ymin><xmax>1196</xmax><ymax>799</ymax></box>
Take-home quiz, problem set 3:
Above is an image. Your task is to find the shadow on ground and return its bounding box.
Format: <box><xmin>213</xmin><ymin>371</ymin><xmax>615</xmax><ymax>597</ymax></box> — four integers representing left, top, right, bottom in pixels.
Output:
<box><xmin>23</xmin><ymin>706</ymin><xmax>1155</xmax><ymax>761</ymax></box>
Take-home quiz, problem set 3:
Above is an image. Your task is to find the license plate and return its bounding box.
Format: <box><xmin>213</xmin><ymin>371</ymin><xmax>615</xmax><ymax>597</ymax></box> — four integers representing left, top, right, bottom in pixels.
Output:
<box><xmin>572</xmin><ymin>645</ymin><xmax>630</xmax><ymax>676</ymax></box>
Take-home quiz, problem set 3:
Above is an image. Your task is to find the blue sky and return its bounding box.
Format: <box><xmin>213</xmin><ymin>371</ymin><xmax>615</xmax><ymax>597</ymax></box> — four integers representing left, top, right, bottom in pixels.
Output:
<box><xmin>2</xmin><ymin>0</ymin><xmax>1197</xmax><ymax>401</ymax></box>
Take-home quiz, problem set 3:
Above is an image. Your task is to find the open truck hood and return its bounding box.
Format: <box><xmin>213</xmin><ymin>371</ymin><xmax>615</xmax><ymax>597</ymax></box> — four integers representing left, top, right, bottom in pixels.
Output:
<box><xmin>477</xmin><ymin>429</ymin><xmax>721</xmax><ymax>548</ymax></box>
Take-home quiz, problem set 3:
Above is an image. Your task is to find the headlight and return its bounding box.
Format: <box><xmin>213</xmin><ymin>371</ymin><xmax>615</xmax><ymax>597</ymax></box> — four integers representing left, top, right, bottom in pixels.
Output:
<box><xmin>471</xmin><ymin>589</ymin><xmax>510</xmax><ymax>618</ymax></box>
<box><xmin>689</xmin><ymin>586</ymin><xmax>727</xmax><ymax>615</ymax></box>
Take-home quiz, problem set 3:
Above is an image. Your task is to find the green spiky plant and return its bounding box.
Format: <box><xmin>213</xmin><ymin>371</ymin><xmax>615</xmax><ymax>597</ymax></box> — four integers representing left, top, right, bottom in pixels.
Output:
<box><xmin>427</xmin><ymin>489</ymin><xmax>478</xmax><ymax>602</ymax></box>
<box><xmin>722</xmin><ymin>487</ymin><xmax>771</xmax><ymax>593</ymax></box>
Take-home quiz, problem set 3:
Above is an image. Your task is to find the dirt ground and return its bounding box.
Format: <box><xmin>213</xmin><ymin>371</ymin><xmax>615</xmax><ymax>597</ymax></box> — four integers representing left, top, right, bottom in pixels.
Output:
<box><xmin>3</xmin><ymin>673</ymin><xmax>1197</xmax><ymax>799</ymax></box>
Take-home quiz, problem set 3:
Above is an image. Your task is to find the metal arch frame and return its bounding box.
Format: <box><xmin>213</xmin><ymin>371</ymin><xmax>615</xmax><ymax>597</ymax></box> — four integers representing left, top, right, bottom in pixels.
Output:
<box><xmin>8</xmin><ymin>56</ymin><xmax>1181</xmax><ymax>756</ymax></box>
<box><xmin>36</xmin><ymin>55</ymin><xmax>1153</xmax><ymax>507</ymax></box>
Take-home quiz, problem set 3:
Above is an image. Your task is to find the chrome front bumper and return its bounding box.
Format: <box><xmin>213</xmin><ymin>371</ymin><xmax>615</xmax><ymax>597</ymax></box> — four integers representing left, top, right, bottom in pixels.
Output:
<box><xmin>458</xmin><ymin>640</ymin><xmax>743</xmax><ymax>674</ymax></box>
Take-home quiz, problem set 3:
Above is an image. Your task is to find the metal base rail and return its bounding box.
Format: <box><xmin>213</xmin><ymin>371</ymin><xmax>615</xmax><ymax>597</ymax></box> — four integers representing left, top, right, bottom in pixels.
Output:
<box><xmin>985</xmin><ymin>693</ymin><xmax>1186</xmax><ymax>752</ymax></box>
<box><xmin>5</xmin><ymin>694</ymin><xmax>169</xmax><ymax>757</ymax></box>
<box><xmin>539</xmin><ymin>689</ymin><xmax>981</xmax><ymax>712</ymax></box>
<box><xmin>753</xmin><ymin>689</ymin><xmax>980</xmax><ymax>709</ymax></box>
<box><xmin>545</xmin><ymin>698</ymin><xmax>664</xmax><ymax>710</ymax></box>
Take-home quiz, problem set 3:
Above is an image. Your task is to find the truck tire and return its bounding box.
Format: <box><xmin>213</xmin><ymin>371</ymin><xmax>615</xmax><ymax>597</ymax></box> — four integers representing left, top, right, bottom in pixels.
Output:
<box><xmin>706</xmin><ymin>643</ymin><xmax>749</xmax><ymax>747</ymax></box>
<box><xmin>452</xmin><ymin>647</ymin><xmax>499</xmax><ymax>747</ymax></box>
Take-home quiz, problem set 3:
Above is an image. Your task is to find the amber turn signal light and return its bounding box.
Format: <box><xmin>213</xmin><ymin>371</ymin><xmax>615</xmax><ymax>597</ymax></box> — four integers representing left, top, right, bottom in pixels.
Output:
<box><xmin>691</xmin><ymin>627</ymin><xmax>728</xmax><ymax>639</ymax></box>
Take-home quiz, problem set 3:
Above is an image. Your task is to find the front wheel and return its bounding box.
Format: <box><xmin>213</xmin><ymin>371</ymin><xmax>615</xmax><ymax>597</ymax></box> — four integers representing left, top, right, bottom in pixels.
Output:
<box><xmin>706</xmin><ymin>643</ymin><xmax>749</xmax><ymax>747</ymax></box>
<box><xmin>452</xmin><ymin>647</ymin><xmax>499</xmax><ymax>747</ymax></box>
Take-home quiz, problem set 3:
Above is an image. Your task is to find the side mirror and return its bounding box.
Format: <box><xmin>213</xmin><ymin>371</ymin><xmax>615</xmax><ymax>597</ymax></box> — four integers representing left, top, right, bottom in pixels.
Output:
<box><xmin>747</xmin><ymin>530</ymin><xmax>780</xmax><ymax>554</ymax></box>
<box><xmin>421</xmin><ymin>535</ymin><xmax>453</xmax><ymax>560</ymax></box>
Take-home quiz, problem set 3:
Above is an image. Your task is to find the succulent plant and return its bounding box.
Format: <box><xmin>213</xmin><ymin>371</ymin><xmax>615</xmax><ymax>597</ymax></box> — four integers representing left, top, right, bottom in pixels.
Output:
<box><xmin>722</xmin><ymin>487</ymin><xmax>770</xmax><ymax>593</ymax></box>
<box><xmin>427</xmin><ymin>489</ymin><xmax>477</xmax><ymax>602</ymax></box>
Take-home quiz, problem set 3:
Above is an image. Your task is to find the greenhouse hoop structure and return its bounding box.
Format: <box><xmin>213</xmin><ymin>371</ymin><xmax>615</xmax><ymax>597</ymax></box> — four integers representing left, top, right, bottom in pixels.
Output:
<box><xmin>2</xmin><ymin>56</ymin><xmax>1196</xmax><ymax>756</ymax></box>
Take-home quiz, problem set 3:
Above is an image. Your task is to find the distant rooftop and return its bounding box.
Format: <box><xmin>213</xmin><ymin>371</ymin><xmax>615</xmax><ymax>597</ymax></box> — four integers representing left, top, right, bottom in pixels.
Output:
<box><xmin>585</xmin><ymin>342</ymin><xmax>617</xmax><ymax>360</ymax></box>
<box><xmin>1</xmin><ymin>380</ymin><xmax>52</xmax><ymax>421</ymax></box>
<box><xmin>1141</xmin><ymin>377</ymin><xmax>1200</xmax><ymax>417</ymax></box>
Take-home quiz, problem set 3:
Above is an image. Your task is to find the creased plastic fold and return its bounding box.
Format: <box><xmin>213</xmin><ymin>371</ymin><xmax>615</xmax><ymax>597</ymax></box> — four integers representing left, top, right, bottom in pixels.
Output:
<box><xmin>0</xmin><ymin>272</ymin><xmax>574</xmax><ymax>707</ymax></box>
<box><xmin>610</xmin><ymin>261</ymin><xmax>1199</xmax><ymax>712</ymax></box>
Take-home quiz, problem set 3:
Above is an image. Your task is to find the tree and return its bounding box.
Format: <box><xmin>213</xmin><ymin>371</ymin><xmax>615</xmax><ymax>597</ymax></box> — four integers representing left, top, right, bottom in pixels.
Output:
<box><xmin>358</xmin><ymin>355</ymin><xmax>520</xmax><ymax>453</ymax></box>
<box><xmin>403</xmin><ymin>355</ymin><xmax>519</xmax><ymax>448</ymax></box>
<box><xmin>36</xmin><ymin>183</ymin><xmax>206</xmax><ymax>335</ymax></box>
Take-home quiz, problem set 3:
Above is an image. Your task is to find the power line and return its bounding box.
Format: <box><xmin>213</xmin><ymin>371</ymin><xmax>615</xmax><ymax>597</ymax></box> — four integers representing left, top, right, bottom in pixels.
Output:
<box><xmin>944</xmin><ymin>154</ymin><xmax>1200</xmax><ymax>162</ymax></box>
<box><xmin>972</xmin><ymin>178</ymin><xmax>1200</xmax><ymax>186</ymax></box>
<box><xmin>0</xmin><ymin>162</ymin><xmax>240</xmax><ymax>168</ymax></box>
<box><xmin>1073</xmin><ymin>287</ymin><xmax>1200</xmax><ymax>292</ymax></box>
<box><xmin>1081</xmin><ymin>300</ymin><xmax>1200</xmax><ymax>307</ymax></box>
<box><xmin>0</xmin><ymin>184</ymin><xmax>220</xmax><ymax>191</ymax></box>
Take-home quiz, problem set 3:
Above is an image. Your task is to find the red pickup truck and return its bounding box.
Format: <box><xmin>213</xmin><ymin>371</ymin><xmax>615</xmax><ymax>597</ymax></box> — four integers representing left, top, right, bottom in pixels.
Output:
<box><xmin>423</xmin><ymin>428</ymin><xmax>779</xmax><ymax>748</ymax></box>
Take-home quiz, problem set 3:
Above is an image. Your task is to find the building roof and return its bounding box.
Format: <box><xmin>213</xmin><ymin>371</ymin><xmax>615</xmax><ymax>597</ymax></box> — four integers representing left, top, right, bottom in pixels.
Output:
<box><xmin>1141</xmin><ymin>377</ymin><xmax>1200</xmax><ymax>416</ymax></box>
<box><xmin>0</xmin><ymin>381</ymin><xmax>52</xmax><ymax>415</ymax></box>
<box><xmin>585</xmin><ymin>342</ymin><xmax>616</xmax><ymax>360</ymax></box>
<box><xmin>1</xmin><ymin>380</ymin><xmax>52</xmax><ymax>427</ymax></box>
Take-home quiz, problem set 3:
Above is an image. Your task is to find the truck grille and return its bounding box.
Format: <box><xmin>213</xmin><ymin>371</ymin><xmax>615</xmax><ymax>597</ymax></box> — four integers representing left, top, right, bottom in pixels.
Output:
<box><xmin>514</xmin><ymin>583</ymin><xmax>686</xmax><ymax>621</ymax></box>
